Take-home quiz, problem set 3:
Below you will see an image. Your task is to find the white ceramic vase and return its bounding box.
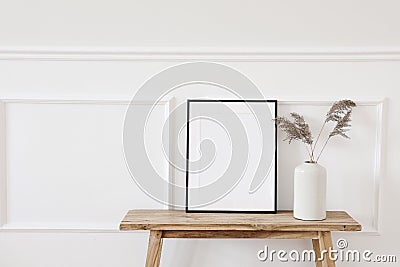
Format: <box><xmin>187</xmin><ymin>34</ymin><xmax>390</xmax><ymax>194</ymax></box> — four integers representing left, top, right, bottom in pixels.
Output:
<box><xmin>293</xmin><ymin>162</ymin><xmax>327</xmax><ymax>221</ymax></box>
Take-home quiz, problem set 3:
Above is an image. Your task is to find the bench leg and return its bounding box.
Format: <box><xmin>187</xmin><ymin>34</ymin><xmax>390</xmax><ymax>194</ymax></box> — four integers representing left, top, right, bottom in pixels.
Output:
<box><xmin>312</xmin><ymin>238</ymin><xmax>323</xmax><ymax>267</ymax></box>
<box><xmin>145</xmin><ymin>230</ymin><xmax>163</xmax><ymax>267</ymax></box>
<box><xmin>318</xmin><ymin>231</ymin><xmax>336</xmax><ymax>267</ymax></box>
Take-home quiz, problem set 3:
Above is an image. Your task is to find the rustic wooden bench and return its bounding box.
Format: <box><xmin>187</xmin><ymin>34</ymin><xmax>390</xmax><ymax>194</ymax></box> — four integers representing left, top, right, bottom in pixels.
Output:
<box><xmin>120</xmin><ymin>210</ymin><xmax>361</xmax><ymax>267</ymax></box>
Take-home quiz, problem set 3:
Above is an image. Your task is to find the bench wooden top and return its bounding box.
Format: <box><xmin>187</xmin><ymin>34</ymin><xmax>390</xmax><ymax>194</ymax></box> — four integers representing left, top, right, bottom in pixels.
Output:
<box><xmin>120</xmin><ymin>210</ymin><xmax>361</xmax><ymax>232</ymax></box>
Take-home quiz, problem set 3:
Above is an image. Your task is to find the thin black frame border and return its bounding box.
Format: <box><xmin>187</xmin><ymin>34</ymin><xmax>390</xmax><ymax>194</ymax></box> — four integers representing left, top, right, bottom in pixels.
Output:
<box><xmin>185</xmin><ymin>99</ymin><xmax>278</xmax><ymax>214</ymax></box>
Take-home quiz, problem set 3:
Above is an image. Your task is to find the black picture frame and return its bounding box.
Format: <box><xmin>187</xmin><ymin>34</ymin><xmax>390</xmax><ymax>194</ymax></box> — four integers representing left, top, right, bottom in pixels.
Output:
<box><xmin>185</xmin><ymin>99</ymin><xmax>277</xmax><ymax>214</ymax></box>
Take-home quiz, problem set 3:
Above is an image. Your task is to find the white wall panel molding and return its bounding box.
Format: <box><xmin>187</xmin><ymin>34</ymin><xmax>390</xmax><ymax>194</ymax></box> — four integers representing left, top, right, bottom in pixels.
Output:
<box><xmin>0</xmin><ymin>98</ymin><xmax>173</xmax><ymax>233</ymax></box>
<box><xmin>0</xmin><ymin>98</ymin><xmax>385</xmax><ymax>234</ymax></box>
<box><xmin>0</xmin><ymin>227</ymin><xmax>149</xmax><ymax>234</ymax></box>
<box><xmin>1</xmin><ymin>47</ymin><xmax>400</xmax><ymax>62</ymax></box>
<box><xmin>277</xmin><ymin>100</ymin><xmax>385</xmax><ymax>235</ymax></box>
<box><xmin>0</xmin><ymin>99</ymin><xmax>170</xmax><ymax>105</ymax></box>
<box><xmin>0</xmin><ymin>101</ymin><xmax>7</xmax><ymax>227</ymax></box>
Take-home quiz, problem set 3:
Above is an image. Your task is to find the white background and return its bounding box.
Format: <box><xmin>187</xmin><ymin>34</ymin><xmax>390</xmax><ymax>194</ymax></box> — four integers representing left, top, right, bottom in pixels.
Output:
<box><xmin>1</xmin><ymin>1</ymin><xmax>400</xmax><ymax>266</ymax></box>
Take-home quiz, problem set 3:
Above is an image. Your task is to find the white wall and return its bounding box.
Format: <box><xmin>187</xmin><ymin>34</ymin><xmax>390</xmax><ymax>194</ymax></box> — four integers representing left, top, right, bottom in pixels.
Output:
<box><xmin>1</xmin><ymin>1</ymin><xmax>400</xmax><ymax>267</ymax></box>
<box><xmin>1</xmin><ymin>0</ymin><xmax>400</xmax><ymax>48</ymax></box>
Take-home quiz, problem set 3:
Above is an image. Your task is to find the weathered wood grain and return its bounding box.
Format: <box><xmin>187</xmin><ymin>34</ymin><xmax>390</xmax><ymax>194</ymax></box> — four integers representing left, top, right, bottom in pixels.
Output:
<box><xmin>145</xmin><ymin>230</ymin><xmax>163</xmax><ymax>267</ymax></box>
<box><xmin>122</xmin><ymin>211</ymin><xmax>360</xmax><ymax>267</ymax></box>
<box><xmin>319</xmin><ymin>231</ymin><xmax>336</xmax><ymax>267</ymax></box>
<box><xmin>162</xmin><ymin>230</ymin><xmax>318</xmax><ymax>239</ymax></box>
<box><xmin>120</xmin><ymin>210</ymin><xmax>361</xmax><ymax>232</ymax></box>
<box><xmin>312</xmin><ymin>238</ymin><xmax>323</xmax><ymax>267</ymax></box>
